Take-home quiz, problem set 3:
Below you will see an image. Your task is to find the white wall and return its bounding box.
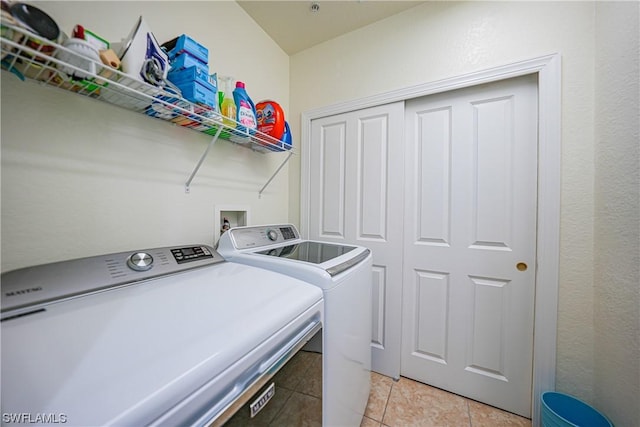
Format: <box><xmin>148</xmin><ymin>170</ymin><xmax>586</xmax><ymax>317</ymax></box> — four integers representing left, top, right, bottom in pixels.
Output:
<box><xmin>3</xmin><ymin>2</ymin><xmax>637</xmax><ymax>424</ymax></box>
<box><xmin>594</xmin><ymin>3</ymin><xmax>640</xmax><ymax>427</ymax></box>
<box><xmin>289</xmin><ymin>1</ymin><xmax>638</xmax><ymax>424</ymax></box>
<box><xmin>1</xmin><ymin>1</ymin><xmax>290</xmax><ymax>271</ymax></box>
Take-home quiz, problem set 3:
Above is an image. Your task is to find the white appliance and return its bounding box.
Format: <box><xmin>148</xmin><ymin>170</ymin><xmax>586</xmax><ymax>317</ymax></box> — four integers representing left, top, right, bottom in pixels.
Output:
<box><xmin>1</xmin><ymin>245</ymin><xmax>323</xmax><ymax>426</ymax></box>
<box><xmin>217</xmin><ymin>224</ymin><xmax>372</xmax><ymax>427</ymax></box>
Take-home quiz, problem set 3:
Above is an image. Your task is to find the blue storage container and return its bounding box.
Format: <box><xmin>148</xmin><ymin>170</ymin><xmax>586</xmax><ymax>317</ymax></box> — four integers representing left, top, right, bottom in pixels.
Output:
<box><xmin>168</xmin><ymin>66</ymin><xmax>210</xmax><ymax>86</ymax></box>
<box><xmin>541</xmin><ymin>392</ymin><xmax>613</xmax><ymax>427</ymax></box>
<box><xmin>168</xmin><ymin>34</ymin><xmax>208</xmax><ymax>64</ymax></box>
<box><xmin>170</xmin><ymin>53</ymin><xmax>209</xmax><ymax>74</ymax></box>
<box><xmin>175</xmin><ymin>79</ymin><xmax>216</xmax><ymax>108</ymax></box>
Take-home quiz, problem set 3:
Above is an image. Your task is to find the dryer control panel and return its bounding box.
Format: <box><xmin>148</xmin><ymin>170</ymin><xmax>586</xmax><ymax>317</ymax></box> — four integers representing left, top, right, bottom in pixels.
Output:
<box><xmin>223</xmin><ymin>224</ymin><xmax>300</xmax><ymax>250</ymax></box>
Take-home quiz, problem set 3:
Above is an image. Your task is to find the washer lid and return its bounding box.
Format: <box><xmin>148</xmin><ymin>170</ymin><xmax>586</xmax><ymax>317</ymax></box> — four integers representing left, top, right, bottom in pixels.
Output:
<box><xmin>256</xmin><ymin>241</ymin><xmax>355</xmax><ymax>264</ymax></box>
<box><xmin>1</xmin><ymin>262</ymin><xmax>322</xmax><ymax>426</ymax></box>
<box><xmin>256</xmin><ymin>241</ymin><xmax>370</xmax><ymax>277</ymax></box>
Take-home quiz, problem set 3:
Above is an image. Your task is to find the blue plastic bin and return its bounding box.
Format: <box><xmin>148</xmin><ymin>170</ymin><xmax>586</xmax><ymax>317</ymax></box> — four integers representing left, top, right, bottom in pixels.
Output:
<box><xmin>170</xmin><ymin>53</ymin><xmax>209</xmax><ymax>74</ymax></box>
<box><xmin>168</xmin><ymin>34</ymin><xmax>208</xmax><ymax>64</ymax></box>
<box><xmin>168</xmin><ymin>66</ymin><xmax>210</xmax><ymax>86</ymax></box>
<box><xmin>175</xmin><ymin>79</ymin><xmax>217</xmax><ymax>108</ymax></box>
<box><xmin>541</xmin><ymin>392</ymin><xmax>613</xmax><ymax>427</ymax></box>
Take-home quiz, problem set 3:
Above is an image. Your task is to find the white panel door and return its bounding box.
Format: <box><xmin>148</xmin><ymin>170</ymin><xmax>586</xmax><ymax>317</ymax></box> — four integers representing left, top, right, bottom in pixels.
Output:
<box><xmin>402</xmin><ymin>75</ymin><xmax>538</xmax><ymax>417</ymax></box>
<box><xmin>309</xmin><ymin>102</ymin><xmax>404</xmax><ymax>378</ymax></box>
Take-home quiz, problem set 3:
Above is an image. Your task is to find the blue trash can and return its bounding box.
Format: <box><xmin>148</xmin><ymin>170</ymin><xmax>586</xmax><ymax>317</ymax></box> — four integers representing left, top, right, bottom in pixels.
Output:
<box><xmin>541</xmin><ymin>391</ymin><xmax>613</xmax><ymax>427</ymax></box>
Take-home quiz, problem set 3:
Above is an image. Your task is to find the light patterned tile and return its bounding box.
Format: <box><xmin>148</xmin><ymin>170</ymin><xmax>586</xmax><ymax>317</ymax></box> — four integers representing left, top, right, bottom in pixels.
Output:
<box><xmin>365</xmin><ymin>372</ymin><xmax>394</xmax><ymax>422</ymax></box>
<box><xmin>272</xmin><ymin>350</ymin><xmax>315</xmax><ymax>391</ymax></box>
<box><xmin>270</xmin><ymin>391</ymin><xmax>322</xmax><ymax>427</ymax></box>
<box><xmin>360</xmin><ymin>415</ymin><xmax>382</xmax><ymax>427</ymax></box>
<box><xmin>467</xmin><ymin>400</ymin><xmax>532</xmax><ymax>427</ymax></box>
<box><xmin>296</xmin><ymin>351</ymin><xmax>323</xmax><ymax>398</ymax></box>
<box><xmin>382</xmin><ymin>377</ymin><xmax>471</xmax><ymax>427</ymax></box>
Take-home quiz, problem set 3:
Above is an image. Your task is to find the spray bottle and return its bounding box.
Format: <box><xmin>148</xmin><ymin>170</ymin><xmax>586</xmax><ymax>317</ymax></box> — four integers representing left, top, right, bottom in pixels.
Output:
<box><xmin>218</xmin><ymin>76</ymin><xmax>236</xmax><ymax>129</ymax></box>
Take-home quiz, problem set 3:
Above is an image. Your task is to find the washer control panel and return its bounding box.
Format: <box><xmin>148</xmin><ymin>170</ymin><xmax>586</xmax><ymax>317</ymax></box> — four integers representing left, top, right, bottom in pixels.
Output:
<box><xmin>171</xmin><ymin>246</ymin><xmax>213</xmax><ymax>264</ymax></box>
<box><xmin>1</xmin><ymin>244</ymin><xmax>223</xmax><ymax>319</ymax></box>
<box><xmin>222</xmin><ymin>224</ymin><xmax>300</xmax><ymax>250</ymax></box>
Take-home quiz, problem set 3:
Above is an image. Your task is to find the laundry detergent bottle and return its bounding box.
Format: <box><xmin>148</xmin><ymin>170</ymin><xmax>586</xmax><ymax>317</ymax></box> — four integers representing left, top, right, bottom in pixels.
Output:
<box><xmin>219</xmin><ymin>76</ymin><xmax>237</xmax><ymax>129</ymax></box>
<box><xmin>233</xmin><ymin>81</ymin><xmax>257</xmax><ymax>134</ymax></box>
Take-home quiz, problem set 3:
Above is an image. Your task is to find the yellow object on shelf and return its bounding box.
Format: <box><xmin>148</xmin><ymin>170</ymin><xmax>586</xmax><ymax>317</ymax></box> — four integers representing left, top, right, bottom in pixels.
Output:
<box><xmin>99</xmin><ymin>49</ymin><xmax>120</xmax><ymax>69</ymax></box>
<box><xmin>218</xmin><ymin>76</ymin><xmax>237</xmax><ymax>129</ymax></box>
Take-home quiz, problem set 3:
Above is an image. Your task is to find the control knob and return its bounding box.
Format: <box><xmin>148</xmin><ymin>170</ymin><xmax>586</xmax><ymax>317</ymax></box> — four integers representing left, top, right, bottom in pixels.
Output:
<box><xmin>266</xmin><ymin>229</ymin><xmax>278</xmax><ymax>242</ymax></box>
<box><xmin>127</xmin><ymin>252</ymin><xmax>154</xmax><ymax>271</ymax></box>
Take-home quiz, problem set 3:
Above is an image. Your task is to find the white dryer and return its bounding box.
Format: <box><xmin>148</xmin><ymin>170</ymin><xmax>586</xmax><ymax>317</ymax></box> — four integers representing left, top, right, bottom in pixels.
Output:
<box><xmin>217</xmin><ymin>224</ymin><xmax>372</xmax><ymax>427</ymax></box>
<box><xmin>1</xmin><ymin>244</ymin><xmax>323</xmax><ymax>426</ymax></box>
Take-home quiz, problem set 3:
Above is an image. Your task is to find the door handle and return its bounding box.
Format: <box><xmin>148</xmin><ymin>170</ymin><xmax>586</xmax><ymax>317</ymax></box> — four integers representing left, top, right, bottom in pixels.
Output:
<box><xmin>516</xmin><ymin>262</ymin><xmax>528</xmax><ymax>271</ymax></box>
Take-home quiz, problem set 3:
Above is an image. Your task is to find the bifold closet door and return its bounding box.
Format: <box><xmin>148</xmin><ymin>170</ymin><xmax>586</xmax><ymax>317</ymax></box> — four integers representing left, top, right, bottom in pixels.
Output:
<box><xmin>308</xmin><ymin>101</ymin><xmax>404</xmax><ymax>379</ymax></box>
<box><xmin>401</xmin><ymin>74</ymin><xmax>538</xmax><ymax>417</ymax></box>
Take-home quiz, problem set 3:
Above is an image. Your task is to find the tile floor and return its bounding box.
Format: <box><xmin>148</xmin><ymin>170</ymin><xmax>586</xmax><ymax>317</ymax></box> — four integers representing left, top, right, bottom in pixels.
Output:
<box><xmin>225</xmin><ymin>349</ymin><xmax>531</xmax><ymax>426</ymax></box>
<box><xmin>362</xmin><ymin>372</ymin><xmax>532</xmax><ymax>427</ymax></box>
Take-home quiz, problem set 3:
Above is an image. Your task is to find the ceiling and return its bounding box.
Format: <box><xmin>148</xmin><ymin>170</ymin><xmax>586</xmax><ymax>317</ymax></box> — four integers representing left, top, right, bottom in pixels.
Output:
<box><xmin>237</xmin><ymin>1</ymin><xmax>425</xmax><ymax>55</ymax></box>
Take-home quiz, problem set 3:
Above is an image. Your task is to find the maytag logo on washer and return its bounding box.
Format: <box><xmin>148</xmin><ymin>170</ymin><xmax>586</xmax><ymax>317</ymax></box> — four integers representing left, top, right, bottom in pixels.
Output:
<box><xmin>250</xmin><ymin>383</ymin><xmax>275</xmax><ymax>418</ymax></box>
<box><xmin>5</xmin><ymin>287</ymin><xmax>43</xmax><ymax>297</ymax></box>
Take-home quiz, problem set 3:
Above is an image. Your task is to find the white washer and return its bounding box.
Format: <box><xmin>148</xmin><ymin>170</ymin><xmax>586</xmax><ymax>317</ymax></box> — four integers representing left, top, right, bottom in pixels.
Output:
<box><xmin>217</xmin><ymin>224</ymin><xmax>372</xmax><ymax>427</ymax></box>
<box><xmin>1</xmin><ymin>245</ymin><xmax>323</xmax><ymax>426</ymax></box>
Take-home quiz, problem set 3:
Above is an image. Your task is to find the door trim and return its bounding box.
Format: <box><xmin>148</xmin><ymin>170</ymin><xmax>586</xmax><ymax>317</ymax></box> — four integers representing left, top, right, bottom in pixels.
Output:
<box><xmin>301</xmin><ymin>53</ymin><xmax>561</xmax><ymax>427</ymax></box>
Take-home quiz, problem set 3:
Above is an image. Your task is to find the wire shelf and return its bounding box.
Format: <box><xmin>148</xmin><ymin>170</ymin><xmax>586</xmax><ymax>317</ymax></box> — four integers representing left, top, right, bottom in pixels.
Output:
<box><xmin>0</xmin><ymin>20</ymin><xmax>292</xmax><ymax>154</ymax></box>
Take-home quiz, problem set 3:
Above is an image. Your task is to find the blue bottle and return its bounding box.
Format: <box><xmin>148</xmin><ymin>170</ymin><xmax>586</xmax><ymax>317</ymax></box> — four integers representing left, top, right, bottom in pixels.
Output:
<box><xmin>281</xmin><ymin>121</ymin><xmax>292</xmax><ymax>150</ymax></box>
<box><xmin>233</xmin><ymin>81</ymin><xmax>257</xmax><ymax>135</ymax></box>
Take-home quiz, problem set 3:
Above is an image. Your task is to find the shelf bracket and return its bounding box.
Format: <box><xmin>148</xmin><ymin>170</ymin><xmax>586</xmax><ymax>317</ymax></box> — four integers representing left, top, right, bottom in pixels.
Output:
<box><xmin>259</xmin><ymin>151</ymin><xmax>294</xmax><ymax>198</ymax></box>
<box><xmin>185</xmin><ymin>126</ymin><xmax>224</xmax><ymax>193</ymax></box>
